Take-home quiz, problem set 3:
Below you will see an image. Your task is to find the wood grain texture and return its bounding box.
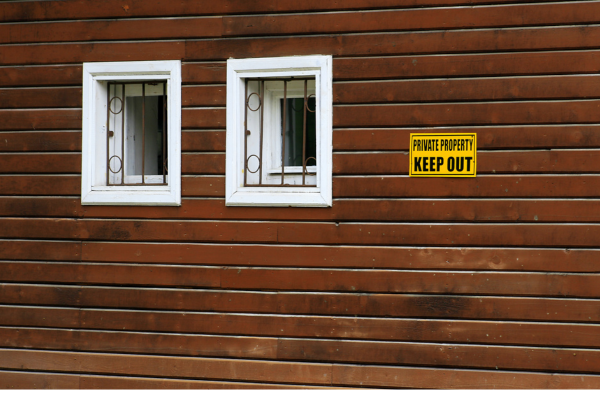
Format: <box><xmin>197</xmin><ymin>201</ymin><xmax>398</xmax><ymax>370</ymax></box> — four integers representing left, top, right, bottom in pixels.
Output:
<box><xmin>0</xmin><ymin>370</ymin><xmax>311</xmax><ymax>389</ymax></box>
<box><xmin>331</xmin><ymin>364</ymin><xmax>600</xmax><ymax>389</ymax></box>
<box><xmin>0</xmin><ymin>87</ymin><xmax>81</xmax><ymax>108</ymax></box>
<box><xmin>186</xmin><ymin>25</ymin><xmax>600</xmax><ymax>61</ymax></box>
<box><xmin>0</xmin><ymin>41</ymin><xmax>185</xmax><ymax>66</ymax></box>
<box><xmin>335</xmin><ymin>75</ymin><xmax>600</xmax><ymax>104</ymax></box>
<box><xmin>182</xmin><ymin>108</ymin><xmax>226</xmax><ymax>129</ymax></box>
<box><xmin>0</xmin><ymin>348</ymin><xmax>333</xmax><ymax>385</ymax></box>
<box><xmin>0</xmin><ymin>0</ymin><xmax>565</xmax><ymax>23</ymax></box>
<box><xmin>4</xmin><ymin>284</ymin><xmax>600</xmax><ymax>322</ymax></box>
<box><xmin>334</xmin><ymin>175</ymin><xmax>600</xmax><ymax>198</ymax></box>
<box><xmin>5</xmin><ymin>217</ymin><xmax>600</xmax><ymax>248</ymax></box>
<box><xmin>0</xmin><ymin>18</ymin><xmax>221</xmax><ymax>45</ymax></box>
<box><xmin>4</xmin><ymin>306</ymin><xmax>600</xmax><ymax>348</ymax></box>
<box><xmin>0</xmin><ymin>153</ymin><xmax>81</xmax><ymax>174</ymax></box>
<box><xmin>0</xmin><ymin>132</ymin><xmax>81</xmax><ymax>152</ymax></box>
<box><xmin>3</xmin><ymin>261</ymin><xmax>599</xmax><ymax>297</ymax></box>
<box><xmin>0</xmin><ymin>240</ymin><xmax>80</xmax><ymax>262</ymax></box>
<box><xmin>79</xmin><ymin>242</ymin><xmax>600</xmax><ymax>272</ymax></box>
<box><xmin>334</xmin><ymin>126</ymin><xmax>600</xmax><ymax>151</ymax></box>
<box><xmin>6</xmin><ymin>197</ymin><xmax>600</xmax><ymax>224</ymax></box>
<box><xmin>0</xmin><ymin>176</ymin><xmax>80</xmax><ymax>196</ymax></box>
<box><xmin>0</xmin><ymin>110</ymin><xmax>81</xmax><ymax>131</ymax></box>
<box><xmin>0</xmin><ymin>65</ymin><xmax>82</xmax><ymax>87</ymax></box>
<box><xmin>182</xmin><ymin>130</ymin><xmax>225</xmax><ymax>151</ymax></box>
<box><xmin>334</xmin><ymin>101</ymin><xmax>600</xmax><ymax>127</ymax></box>
<box><xmin>3</xmin><ymin>326</ymin><xmax>600</xmax><ymax>374</ymax></box>
<box><xmin>333</xmin><ymin>150</ymin><xmax>600</xmax><ymax>175</ymax></box>
<box><xmin>334</xmin><ymin>50</ymin><xmax>600</xmax><ymax>80</ymax></box>
<box><xmin>0</xmin><ymin>370</ymin><xmax>79</xmax><ymax>389</ymax></box>
<box><xmin>224</xmin><ymin>2</ymin><xmax>600</xmax><ymax>37</ymax></box>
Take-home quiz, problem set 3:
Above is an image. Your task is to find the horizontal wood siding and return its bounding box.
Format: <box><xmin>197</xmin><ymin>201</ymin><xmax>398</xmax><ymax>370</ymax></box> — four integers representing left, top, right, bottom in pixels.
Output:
<box><xmin>1</xmin><ymin>0</ymin><xmax>600</xmax><ymax>389</ymax></box>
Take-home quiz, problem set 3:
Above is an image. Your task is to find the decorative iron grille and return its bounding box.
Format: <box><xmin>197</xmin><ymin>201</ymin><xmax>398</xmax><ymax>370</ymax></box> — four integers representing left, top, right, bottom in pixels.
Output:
<box><xmin>243</xmin><ymin>77</ymin><xmax>317</xmax><ymax>187</ymax></box>
<box><xmin>106</xmin><ymin>80</ymin><xmax>168</xmax><ymax>186</ymax></box>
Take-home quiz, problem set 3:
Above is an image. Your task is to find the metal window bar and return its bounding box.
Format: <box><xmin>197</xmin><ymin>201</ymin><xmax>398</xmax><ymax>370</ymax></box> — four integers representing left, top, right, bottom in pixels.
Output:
<box><xmin>106</xmin><ymin>80</ymin><xmax>168</xmax><ymax>186</ymax></box>
<box><xmin>243</xmin><ymin>77</ymin><xmax>316</xmax><ymax>187</ymax></box>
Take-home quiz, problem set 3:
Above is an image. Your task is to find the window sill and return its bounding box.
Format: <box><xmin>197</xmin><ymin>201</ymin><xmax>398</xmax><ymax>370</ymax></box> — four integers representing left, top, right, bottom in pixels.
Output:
<box><xmin>225</xmin><ymin>190</ymin><xmax>331</xmax><ymax>207</ymax></box>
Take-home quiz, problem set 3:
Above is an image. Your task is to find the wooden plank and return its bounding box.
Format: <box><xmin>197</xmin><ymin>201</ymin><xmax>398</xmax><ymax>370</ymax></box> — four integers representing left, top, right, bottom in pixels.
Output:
<box><xmin>0</xmin><ymin>65</ymin><xmax>82</xmax><ymax>87</ymax></box>
<box><xmin>76</xmin><ymin>198</ymin><xmax>600</xmax><ymax>224</ymax></box>
<box><xmin>4</xmin><ymin>284</ymin><xmax>600</xmax><ymax>322</ymax></box>
<box><xmin>4</xmin><ymin>306</ymin><xmax>600</xmax><ymax>348</ymax></box>
<box><xmin>0</xmin><ymin>41</ymin><xmax>185</xmax><ymax>66</ymax></box>
<box><xmin>333</xmin><ymin>150</ymin><xmax>600</xmax><ymax>175</ymax></box>
<box><xmin>332</xmin><ymin>364</ymin><xmax>600</xmax><ymax>389</ymax></box>
<box><xmin>182</xmin><ymin>62</ymin><xmax>226</xmax><ymax>84</ymax></box>
<box><xmin>334</xmin><ymin>50</ymin><xmax>600</xmax><ymax>80</ymax></box>
<box><xmin>0</xmin><ymin>0</ymin><xmax>560</xmax><ymax>23</ymax></box>
<box><xmin>334</xmin><ymin>176</ymin><xmax>600</xmax><ymax>198</ymax></box>
<box><xmin>0</xmin><ymin>18</ymin><xmax>220</xmax><ymax>45</ymax></box>
<box><xmin>4</xmin><ymin>261</ymin><xmax>599</xmax><ymax>297</ymax></box>
<box><xmin>0</xmin><ymin>262</ymin><xmax>221</xmax><ymax>288</ymax></box>
<box><xmin>182</xmin><ymin>153</ymin><xmax>225</xmax><ymax>174</ymax></box>
<box><xmin>81</xmin><ymin>242</ymin><xmax>600</xmax><ymax>272</ymax></box>
<box><xmin>0</xmin><ymin>87</ymin><xmax>81</xmax><ymax>108</ymax></box>
<box><xmin>0</xmin><ymin>110</ymin><xmax>81</xmax><ymax>131</ymax></box>
<box><xmin>6</xmin><ymin>217</ymin><xmax>600</xmax><ymax>248</ymax></box>
<box><xmin>182</xmin><ymin>108</ymin><xmax>226</xmax><ymax>129</ymax></box>
<box><xmin>335</xmin><ymin>75</ymin><xmax>600</xmax><ymax>104</ymax></box>
<box><xmin>8</xmin><ymin>49</ymin><xmax>599</xmax><ymax>88</ymax></box>
<box><xmin>0</xmin><ymin>349</ymin><xmax>333</xmax><ymax>385</ymax></box>
<box><xmin>79</xmin><ymin>375</ymin><xmax>320</xmax><ymax>389</ymax></box>
<box><xmin>182</xmin><ymin>85</ymin><xmax>226</xmax><ymax>107</ymax></box>
<box><xmin>0</xmin><ymin>176</ymin><xmax>80</xmax><ymax>196</ymax></box>
<box><xmin>278</xmin><ymin>338</ymin><xmax>600</xmax><ymax>374</ymax></box>
<box><xmin>186</xmin><ymin>25</ymin><xmax>600</xmax><ymax>61</ymax></box>
<box><xmin>333</xmin><ymin>126</ymin><xmax>600</xmax><ymax>151</ymax></box>
<box><xmin>0</xmin><ymin>153</ymin><xmax>81</xmax><ymax>174</ymax></box>
<box><xmin>4</xmin><ymin>327</ymin><xmax>600</xmax><ymax>374</ymax></box>
<box><xmin>182</xmin><ymin>130</ymin><xmax>225</xmax><ymax>152</ymax></box>
<box><xmin>0</xmin><ymin>327</ymin><xmax>277</xmax><ymax>359</ymax></box>
<box><xmin>0</xmin><ymin>218</ymin><xmax>280</xmax><ymax>243</ymax></box>
<box><xmin>183</xmin><ymin>99</ymin><xmax>600</xmax><ymax>129</ymax></box>
<box><xmin>221</xmin><ymin>268</ymin><xmax>600</xmax><ymax>298</ymax></box>
<box><xmin>0</xmin><ymin>132</ymin><xmax>81</xmax><ymax>152</ymax></box>
<box><xmin>181</xmin><ymin>176</ymin><xmax>225</xmax><ymax>197</ymax></box>
<box><xmin>334</xmin><ymin>101</ymin><xmax>600</xmax><ymax>128</ymax></box>
<box><xmin>0</xmin><ymin>240</ymin><xmax>80</xmax><ymax>262</ymax></box>
<box><xmin>275</xmin><ymin>221</ymin><xmax>600</xmax><ymax>247</ymax></box>
<box><xmin>224</xmin><ymin>2</ymin><xmax>600</xmax><ymax>37</ymax></box>
<box><xmin>183</xmin><ymin>77</ymin><xmax>600</xmax><ymax>107</ymax></box>
<box><xmin>183</xmin><ymin>50</ymin><xmax>600</xmax><ymax>84</ymax></box>
<box><xmin>0</xmin><ymin>197</ymin><xmax>82</xmax><ymax>218</ymax></box>
<box><xmin>0</xmin><ymin>370</ymin><xmax>79</xmax><ymax>389</ymax></box>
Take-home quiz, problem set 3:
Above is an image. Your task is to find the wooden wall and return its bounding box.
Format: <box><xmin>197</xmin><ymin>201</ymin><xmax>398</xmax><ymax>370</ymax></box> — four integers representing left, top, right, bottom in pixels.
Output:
<box><xmin>2</xmin><ymin>0</ymin><xmax>600</xmax><ymax>389</ymax></box>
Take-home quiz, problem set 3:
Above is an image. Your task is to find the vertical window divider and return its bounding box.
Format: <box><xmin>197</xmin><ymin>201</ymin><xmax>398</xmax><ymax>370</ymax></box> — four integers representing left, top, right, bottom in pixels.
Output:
<box><xmin>302</xmin><ymin>79</ymin><xmax>307</xmax><ymax>186</ymax></box>
<box><xmin>281</xmin><ymin>80</ymin><xmax>287</xmax><ymax>185</ymax></box>
<box><xmin>259</xmin><ymin>79</ymin><xmax>264</xmax><ymax>185</ymax></box>
<box><xmin>121</xmin><ymin>84</ymin><xmax>125</xmax><ymax>185</ymax></box>
<box><xmin>162</xmin><ymin>82</ymin><xmax>166</xmax><ymax>184</ymax></box>
<box><xmin>141</xmin><ymin>83</ymin><xmax>146</xmax><ymax>184</ymax></box>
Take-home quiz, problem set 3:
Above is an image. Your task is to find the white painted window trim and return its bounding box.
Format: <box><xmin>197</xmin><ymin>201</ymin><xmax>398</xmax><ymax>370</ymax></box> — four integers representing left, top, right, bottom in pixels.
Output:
<box><xmin>225</xmin><ymin>55</ymin><xmax>333</xmax><ymax>207</ymax></box>
<box><xmin>81</xmin><ymin>60</ymin><xmax>181</xmax><ymax>206</ymax></box>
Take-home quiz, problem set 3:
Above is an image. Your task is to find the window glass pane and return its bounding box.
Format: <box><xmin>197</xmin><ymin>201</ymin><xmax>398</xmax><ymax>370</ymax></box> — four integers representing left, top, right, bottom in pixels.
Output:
<box><xmin>124</xmin><ymin>83</ymin><xmax>167</xmax><ymax>176</ymax></box>
<box><xmin>281</xmin><ymin>96</ymin><xmax>316</xmax><ymax>167</ymax></box>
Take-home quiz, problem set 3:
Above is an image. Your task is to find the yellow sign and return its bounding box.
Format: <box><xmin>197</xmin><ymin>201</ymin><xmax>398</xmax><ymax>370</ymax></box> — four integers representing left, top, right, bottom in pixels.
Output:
<box><xmin>409</xmin><ymin>133</ymin><xmax>476</xmax><ymax>177</ymax></box>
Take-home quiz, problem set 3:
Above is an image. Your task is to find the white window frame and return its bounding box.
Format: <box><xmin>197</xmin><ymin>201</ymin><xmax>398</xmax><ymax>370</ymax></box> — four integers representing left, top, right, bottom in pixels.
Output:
<box><xmin>225</xmin><ymin>55</ymin><xmax>332</xmax><ymax>207</ymax></box>
<box><xmin>81</xmin><ymin>60</ymin><xmax>181</xmax><ymax>206</ymax></box>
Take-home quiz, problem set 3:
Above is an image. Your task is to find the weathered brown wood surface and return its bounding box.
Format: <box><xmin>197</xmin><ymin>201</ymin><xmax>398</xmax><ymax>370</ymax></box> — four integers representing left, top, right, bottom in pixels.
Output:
<box><xmin>2</xmin><ymin>0</ymin><xmax>600</xmax><ymax>389</ymax></box>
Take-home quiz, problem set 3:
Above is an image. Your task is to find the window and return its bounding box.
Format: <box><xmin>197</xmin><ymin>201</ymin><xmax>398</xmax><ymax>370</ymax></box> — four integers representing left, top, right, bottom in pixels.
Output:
<box><xmin>81</xmin><ymin>60</ymin><xmax>181</xmax><ymax>205</ymax></box>
<box><xmin>225</xmin><ymin>55</ymin><xmax>332</xmax><ymax>207</ymax></box>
